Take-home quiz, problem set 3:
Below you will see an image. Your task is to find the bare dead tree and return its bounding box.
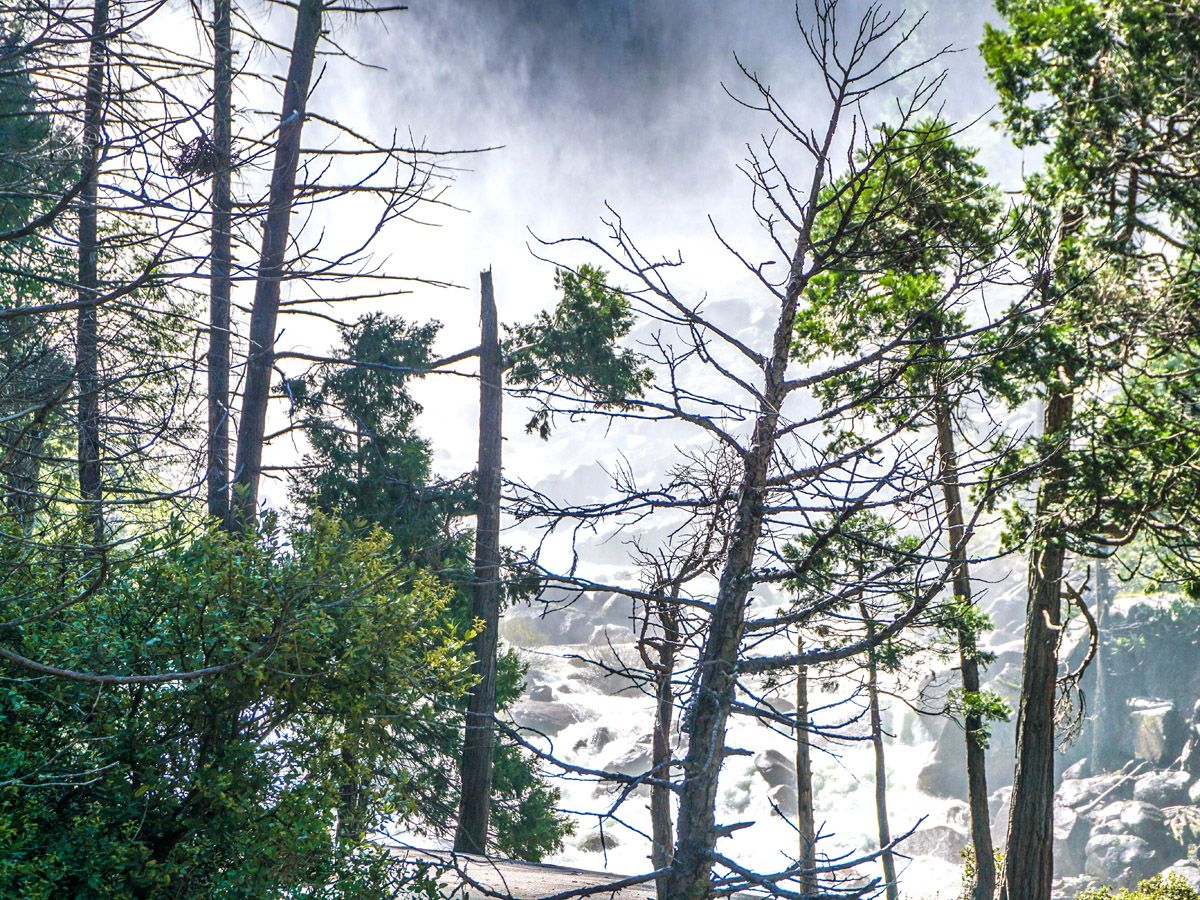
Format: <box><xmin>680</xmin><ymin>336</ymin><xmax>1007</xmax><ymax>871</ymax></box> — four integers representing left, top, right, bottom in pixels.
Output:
<box><xmin>499</xmin><ymin>5</ymin><xmax>1031</xmax><ymax>897</ymax></box>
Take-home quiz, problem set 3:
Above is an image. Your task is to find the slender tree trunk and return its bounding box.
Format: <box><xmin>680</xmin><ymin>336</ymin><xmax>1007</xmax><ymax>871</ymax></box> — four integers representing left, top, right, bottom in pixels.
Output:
<box><xmin>77</xmin><ymin>0</ymin><xmax>109</xmax><ymax>546</ymax></box>
<box><xmin>454</xmin><ymin>268</ymin><xmax>503</xmax><ymax>855</ymax></box>
<box><xmin>664</xmin><ymin>270</ymin><xmax>801</xmax><ymax>900</ymax></box>
<box><xmin>230</xmin><ymin>0</ymin><xmax>322</xmax><ymax>525</ymax></box>
<box><xmin>207</xmin><ymin>0</ymin><xmax>233</xmax><ymax>524</ymax></box>
<box><xmin>999</xmin><ymin>384</ymin><xmax>1074</xmax><ymax>900</ymax></box>
<box><xmin>665</xmin><ymin>79</ymin><xmax>842</xmax><ymax>899</ymax></box>
<box><xmin>652</xmin><ymin>589</ymin><xmax>680</xmax><ymax>898</ymax></box>
<box><xmin>795</xmin><ymin>636</ymin><xmax>817</xmax><ymax>895</ymax></box>
<box><xmin>1090</xmin><ymin>561</ymin><xmax>1110</xmax><ymax>774</ymax></box>
<box><xmin>862</xmin><ymin>606</ymin><xmax>898</xmax><ymax>900</ymax></box>
<box><xmin>933</xmin><ymin>391</ymin><xmax>994</xmax><ymax>899</ymax></box>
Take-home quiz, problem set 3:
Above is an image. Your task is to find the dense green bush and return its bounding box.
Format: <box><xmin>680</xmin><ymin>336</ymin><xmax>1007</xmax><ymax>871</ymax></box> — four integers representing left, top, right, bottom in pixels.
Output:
<box><xmin>1078</xmin><ymin>874</ymin><xmax>1200</xmax><ymax>900</ymax></box>
<box><xmin>0</xmin><ymin>515</ymin><xmax>473</xmax><ymax>897</ymax></box>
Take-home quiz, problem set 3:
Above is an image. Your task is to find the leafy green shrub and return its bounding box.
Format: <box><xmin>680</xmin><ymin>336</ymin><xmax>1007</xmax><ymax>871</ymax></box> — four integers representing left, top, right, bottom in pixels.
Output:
<box><xmin>1078</xmin><ymin>874</ymin><xmax>1200</xmax><ymax>900</ymax></box>
<box><xmin>0</xmin><ymin>515</ymin><xmax>474</xmax><ymax>897</ymax></box>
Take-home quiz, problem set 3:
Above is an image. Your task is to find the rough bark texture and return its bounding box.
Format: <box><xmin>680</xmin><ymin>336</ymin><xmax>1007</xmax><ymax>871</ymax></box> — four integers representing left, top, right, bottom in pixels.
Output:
<box><xmin>230</xmin><ymin>0</ymin><xmax>322</xmax><ymax>525</ymax></box>
<box><xmin>454</xmin><ymin>269</ymin><xmax>503</xmax><ymax>855</ymax></box>
<box><xmin>77</xmin><ymin>0</ymin><xmax>109</xmax><ymax>546</ymax></box>
<box><xmin>1090</xmin><ymin>562</ymin><xmax>1112</xmax><ymax>775</ymax></box>
<box><xmin>863</xmin><ymin>609</ymin><xmax>897</xmax><ymax>900</ymax></box>
<box><xmin>934</xmin><ymin>393</ymin><xmax>994</xmax><ymax>899</ymax></box>
<box><xmin>651</xmin><ymin>590</ymin><xmax>680</xmax><ymax>898</ymax></box>
<box><xmin>207</xmin><ymin>0</ymin><xmax>233</xmax><ymax>524</ymax></box>
<box><xmin>664</xmin><ymin>270</ymin><xmax>804</xmax><ymax>899</ymax></box>
<box><xmin>999</xmin><ymin>385</ymin><xmax>1074</xmax><ymax>900</ymax></box>
<box><xmin>795</xmin><ymin>641</ymin><xmax>817</xmax><ymax>895</ymax></box>
<box><xmin>663</xmin><ymin>83</ymin><xmax>840</xmax><ymax>895</ymax></box>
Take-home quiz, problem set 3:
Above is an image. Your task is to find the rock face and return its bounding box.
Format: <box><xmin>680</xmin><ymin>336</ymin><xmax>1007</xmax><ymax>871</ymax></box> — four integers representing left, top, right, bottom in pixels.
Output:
<box><xmin>1084</xmin><ymin>833</ymin><xmax>1161</xmax><ymax>886</ymax></box>
<box><xmin>1049</xmin><ymin>771</ymin><xmax>1196</xmax><ymax>881</ymax></box>
<box><xmin>1090</xmin><ymin>800</ymin><xmax>1182</xmax><ymax>865</ymax></box>
<box><xmin>1058</xmin><ymin>772</ymin><xmax>1133</xmax><ymax>810</ymax></box>
<box><xmin>753</xmin><ymin>749</ymin><xmax>796</xmax><ymax>790</ymax></box>
<box><xmin>1133</xmin><ymin>769</ymin><xmax>1191</xmax><ymax>807</ymax></box>
<box><xmin>1053</xmin><ymin>803</ymin><xmax>1090</xmax><ymax>877</ymax></box>
<box><xmin>1160</xmin><ymin>861</ymin><xmax>1200</xmax><ymax>889</ymax></box>
<box><xmin>904</xmin><ymin>825</ymin><xmax>968</xmax><ymax>865</ymax></box>
<box><xmin>1129</xmin><ymin>699</ymin><xmax>1182</xmax><ymax>765</ymax></box>
<box><xmin>767</xmin><ymin>783</ymin><xmax>798</xmax><ymax>817</ymax></box>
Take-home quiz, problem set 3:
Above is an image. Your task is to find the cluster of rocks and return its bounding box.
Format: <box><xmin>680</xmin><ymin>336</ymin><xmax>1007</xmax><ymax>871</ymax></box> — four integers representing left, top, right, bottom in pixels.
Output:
<box><xmin>1051</xmin><ymin>762</ymin><xmax>1200</xmax><ymax>895</ymax></box>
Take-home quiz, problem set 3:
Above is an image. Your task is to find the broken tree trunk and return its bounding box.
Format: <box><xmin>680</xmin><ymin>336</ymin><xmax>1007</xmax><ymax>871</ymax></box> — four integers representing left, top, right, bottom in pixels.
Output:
<box><xmin>454</xmin><ymin>268</ymin><xmax>504</xmax><ymax>854</ymax></box>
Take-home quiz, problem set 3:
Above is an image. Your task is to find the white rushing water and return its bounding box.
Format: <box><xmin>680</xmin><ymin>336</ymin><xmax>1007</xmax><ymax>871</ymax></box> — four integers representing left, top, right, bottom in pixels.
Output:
<box><xmin>508</xmin><ymin>626</ymin><xmax>972</xmax><ymax>898</ymax></box>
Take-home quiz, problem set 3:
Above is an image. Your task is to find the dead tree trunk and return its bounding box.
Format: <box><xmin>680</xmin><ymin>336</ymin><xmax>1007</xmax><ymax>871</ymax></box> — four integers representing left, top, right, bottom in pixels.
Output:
<box><xmin>651</xmin><ymin>587</ymin><xmax>681</xmax><ymax>897</ymax></box>
<box><xmin>999</xmin><ymin>384</ymin><xmax>1074</xmax><ymax>900</ymax></box>
<box><xmin>664</xmin><ymin>256</ymin><xmax>806</xmax><ymax>899</ymax></box>
<box><xmin>207</xmin><ymin>0</ymin><xmax>233</xmax><ymax>524</ymax></box>
<box><xmin>230</xmin><ymin>0</ymin><xmax>322</xmax><ymax>525</ymax></box>
<box><xmin>454</xmin><ymin>268</ymin><xmax>503</xmax><ymax>855</ymax></box>
<box><xmin>795</xmin><ymin>637</ymin><xmax>817</xmax><ymax>895</ymax></box>
<box><xmin>933</xmin><ymin>390</ymin><xmax>994</xmax><ymax>899</ymax></box>
<box><xmin>77</xmin><ymin>0</ymin><xmax>109</xmax><ymax>546</ymax></box>
<box><xmin>862</xmin><ymin>605</ymin><xmax>898</xmax><ymax>900</ymax></box>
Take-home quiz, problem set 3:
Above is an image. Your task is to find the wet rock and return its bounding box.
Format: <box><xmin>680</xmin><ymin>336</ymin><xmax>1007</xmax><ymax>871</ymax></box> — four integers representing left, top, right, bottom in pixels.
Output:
<box><xmin>1061</xmin><ymin>759</ymin><xmax>1090</xmax><ymax>781</ymax></box>
<box><xmin>903</xmin><ymin>824</ymin><xmax>968</xmax><ymax>865</ymax></box>
<box><xmin>1191</xmin><ymin>780</ymin><xmax>1200</xmax><ymax>804</ymax></box>
<box><xmin>1129</xmin><ymin>699</ymin><xmax>1180</xmax><ymax>765</ymax></box>
<box><xmin>528</xmin><ymin>684</ymin><xmax>554</xmax><ymax>702</ymax></box>
<box><xmin>605</xmin><ymin>739</ymin><xmax>652</xmax><ymax>777</ymax></box>
<box><xmin>753</xmin><ymin>748</ymin><xmax>796</xmax><ymax>790</ymax></box>
<box><xmin>510</xmin><ymin>698</ymin><xmax>594</xmax><ymax>735</ymax></box>
<box><xmin>578</xmin><ymin>830</ymin><xmax>620</xmax><ymax>853</ymax></box>
<box><xmin>768</xmin><ymin>783</ymin><xmax>798</xmax><ymax>817</ymax></box>
<box><xmin>1084</xmin><ymin>833</ymin><xmax>1161</xmax><ymax>886</ymax></box>
<box><xmin>1054</xmin><ymin>803</ymin><xmax>1090</xmax><ymax>877</ymax></box>
<box><xmin>1089</xmin><ymin>800</ymin><xmax>1181</xmax><ymax>862</ymax></box>
<box><xmin>1059</xmin><ymin>773</ymin><xmax>1133</xmax><ymax>809</ymax></box>
<box><xmin>1133</xmin><ymin>769</ymin><xmax>1191</xmax><ymax>807</ymax></box>
<box><xmin>589</xmin><ymin>726</ymin><xmax>615</xmax><ymax>753</ymax></box>
<box><xmin>588</xmin><ymin>624</ymin><xmax>636</xmax><ymax>646</ymax></box>
<box><xmin>1160</xmin><ymin>861</ymin><xmax>1200</xmax><ymax>889</ymax></box>
<box><xmin>990</xmin><ymin>786</ymin><xmax>1012</xmax><ymax>848</ymax></box>
<box><xmin>945</xmin><ymin>800</ymin><xmax>970</xmax><ymax>832</ymax></box>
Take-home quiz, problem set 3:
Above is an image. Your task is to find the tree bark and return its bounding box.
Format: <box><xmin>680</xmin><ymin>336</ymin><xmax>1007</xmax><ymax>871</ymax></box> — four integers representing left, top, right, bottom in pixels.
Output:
<box><xmin>230</xmin><ymin>0</ymin><xmax>322</xmax><ymax>526</ymax></box>
<box><xmin>207</xmin><ymin>0</ymin><xmax>233</xmax><ymax>524</ymax></box>
<box><xmin>795</xmin><ymin>637</ymin><xmax>817</xmax><ymax>895</ymax></box>
<box><xmin>652</xmin><ymin>589</ymin><xmax>680</xmax><ymax>898</ymax></box>
<box><xmin>933</xmin><ymin>391</ymin><xmax>994</xmax><ymax>899</ymax></box>
<box><xmin>454</xmin><ymin>268</ymin><xmax>503</xmax><ymax>855</ymax></box>
<box><xmin>77</xmin><ymin>0</ymin><xmax>109</xmax><ymax>546</ymax></box>
<box><xmin>862</xmin><ymin>605</ymin><xmax>898</xmax><ymax>900</ymax></box>
<box><xmin>1090</xmin><ymin>561</ymin><xmax>1110</xmax><ymax>775</ymax></box>
<box><xmin>998</xmin><ymin>384</ymin><xmax>1074</xmax><ymax>900</ymax></box>
<box><xmin>664</xmin><ymin>262</ymin><xmax>803</xmax><ymax>900</ymax></box>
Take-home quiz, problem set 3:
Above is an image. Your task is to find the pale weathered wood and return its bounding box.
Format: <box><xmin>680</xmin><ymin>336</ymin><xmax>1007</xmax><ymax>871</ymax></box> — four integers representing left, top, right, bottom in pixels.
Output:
<box><xmin>391</xmin><ymin>848</ymin><xmax>658</xmax><ymax>900</ymax></box>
